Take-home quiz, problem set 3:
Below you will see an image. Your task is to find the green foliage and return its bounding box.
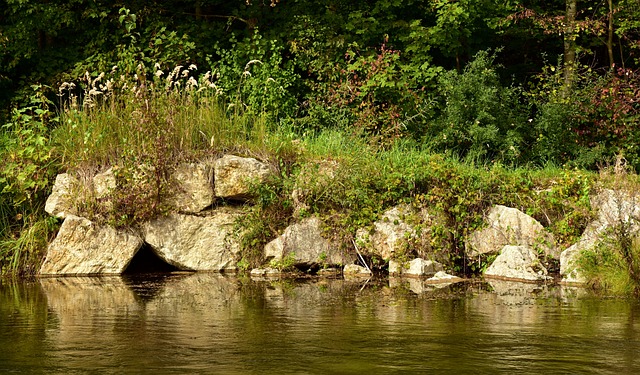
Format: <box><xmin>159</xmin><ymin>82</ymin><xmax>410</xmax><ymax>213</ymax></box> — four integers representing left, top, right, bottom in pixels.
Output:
<box><xmin>426</xmin><ymin>51</ymin><xmax>529</xmax><ymax>163</ymax></box>
<box><xmin>0</xmin><ymin>216</ymin><xmax>58</xmax><ymax>276</ymax></box>
<box><xmin>0</xmin><ymin>86</ymin><xmax>58</xmax><ymax>209</ymax></box>
<box><xmin>305</xmin><ymin>40</ymin><xmax>433</xmax><ymax>143</ymax></box>
<box><xmin>579</xmin><ymin>237</ymin><xmax>640</xmax><ymax>296</ymax></box>
<box><xmin>269</xmin><ymin>252</ymin><xmax>297</xmax><ymax>271</ymax></box>
<box><xmin>0</xmin><ymin>86</ymin><xmax>60</xmax><ymax>275</ymax></box>
<box><xmin>211</xmin><ymin>30</ymin><xmax>298</xmax><ymax>119</ymax></box>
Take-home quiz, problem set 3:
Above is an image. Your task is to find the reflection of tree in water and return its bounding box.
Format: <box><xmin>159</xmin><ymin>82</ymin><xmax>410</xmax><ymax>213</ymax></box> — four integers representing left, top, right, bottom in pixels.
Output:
<box><xmin>0</xmin><ymin>279</ymin><xmax>52</xmax><ymax>369</ymax></box>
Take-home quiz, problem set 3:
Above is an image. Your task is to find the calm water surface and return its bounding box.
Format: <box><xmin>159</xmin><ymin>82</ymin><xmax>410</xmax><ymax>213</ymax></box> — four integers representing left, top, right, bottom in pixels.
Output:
<box><xmin>1</xmin><ymin>274</ymin><xmax>639</xmax><ymax>374</ymax></box>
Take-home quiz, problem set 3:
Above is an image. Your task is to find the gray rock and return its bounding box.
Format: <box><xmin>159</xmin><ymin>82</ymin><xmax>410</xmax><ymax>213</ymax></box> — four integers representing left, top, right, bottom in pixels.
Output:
<box><xmin>343</xmin><ymin>264</ymin><xmax>372</xmax><ymax>276</ymax></box>
<box><xmin>484</xmin><ymin>245</ymin><xmax>552</xmax><ymax>282</ymax></box>
<box><xmin>39</xmin><ymin>215</ymin><xmax>143</xmax><ymax>275</ymax></box>
<box><xmin>427</xmin><ymin>271</ymin><xmax>463</xmax><ymax>283</ymax></box>
<box><xmin>45</xmin><ymin>173</ymin><xmax>80</xmax><ymax>219</ymax></box>
<box><xmin>143</xmin><ymin>208</ymin><xmax>242</xmax><ymax>271</ymax></box>
<box><xmin>213</xmin><ymin>155</ymin><xmax>272</xmax><ymax>200</ymax></box>
<box><xmin>560</xmin><ymin>244</ymin><xmax>586</xmax><ymax>283</ymax></box>
<box><xmin>356</xmin><ymin>204</ymin><xmax>429</xmax><ymax>260</ymax></box>
<box><xmin>93</xmin><ymin>168</ymin><xmax>116</xmax><ymax>200</ymax></box>
<box><xmin>264</xmin><ymin>216</ymin><xmax>349</xmax><ymax>267</ymax></box>
<box><xmin>559</xmin><ymin>188</ymin><xmax>640</xmax><ymax>284</ymax></box>
<box><xmin>389</xmin><ymin>258</ymin><xmax>444</xmax><ymax>277</ymax></box>
<box><xmin>250</xmin><ymin>268</ymin><xmax>282</xmax><ymax>277</ymax></box>
<box><xmin>467</xmin><ymin>205</ymin><xmax>557</xmax><ymax>259</ymax></box>
<box><xmin>170</xmin><ymin>163</ymin><xmax>214</xmax><ymax>212</ymax></box>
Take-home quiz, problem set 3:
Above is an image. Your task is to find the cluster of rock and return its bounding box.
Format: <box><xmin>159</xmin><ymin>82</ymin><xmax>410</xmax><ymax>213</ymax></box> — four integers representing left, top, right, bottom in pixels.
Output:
<box><xmin>41</xmin><ymin>152</ymin><xmax>639</xmax><ymax>285</ymax></box>
<box><xmin>40</xmin><ymin>155</ymin><xmax>270</xmax><ymax>275</ymax></box>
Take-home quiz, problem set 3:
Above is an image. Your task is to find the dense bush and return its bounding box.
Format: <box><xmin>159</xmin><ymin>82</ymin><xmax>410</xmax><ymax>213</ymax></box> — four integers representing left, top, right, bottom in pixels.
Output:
<box><xmin>425</xmin><ymin>51</ymin><xmax>529</xmax><ymax>163</ymax></box>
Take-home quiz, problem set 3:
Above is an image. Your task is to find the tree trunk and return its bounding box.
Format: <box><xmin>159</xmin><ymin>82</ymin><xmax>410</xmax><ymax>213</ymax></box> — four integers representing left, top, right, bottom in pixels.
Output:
<box><xmin>563</xmin><ymin>0</ymin><xmax>578</xmax><ymax>97</ymax></box>
<box><xmin>607</xmin><ymin>0</ymin><xmax>615</xmax><ymax>68</ymax></box>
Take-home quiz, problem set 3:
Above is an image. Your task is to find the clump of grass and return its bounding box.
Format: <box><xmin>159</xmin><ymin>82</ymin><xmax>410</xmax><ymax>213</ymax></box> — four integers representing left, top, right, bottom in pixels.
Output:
<box><xmin>54</xmin><ymin>64</ymin><xmax>272</xmax><ymax>170</ymax></box>
<box><xmin>579</xmin><ymin>238</ymin><xmax>640</xmax><ymax>295</ymax></box>
<box><xmin>53</xmin><ymin>63</ymin><xmax>283</xmax><ymax>227</ymax></box>
<box><xmin>0</xmin><ymin>215</ymin><xmax>58</xmax><ymax>276</ymax></box>
<box><xmin>577</xmin><ymin>158</ymin><xmax>640</xmax><ymax>295</ymax></box>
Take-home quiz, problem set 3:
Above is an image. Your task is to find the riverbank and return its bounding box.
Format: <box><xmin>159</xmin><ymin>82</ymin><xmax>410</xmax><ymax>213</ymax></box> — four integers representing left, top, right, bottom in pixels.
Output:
<box><xmin>2</xmin><ymin>65</ymin><xmax>640</xmax><ymax>296</ymax></box>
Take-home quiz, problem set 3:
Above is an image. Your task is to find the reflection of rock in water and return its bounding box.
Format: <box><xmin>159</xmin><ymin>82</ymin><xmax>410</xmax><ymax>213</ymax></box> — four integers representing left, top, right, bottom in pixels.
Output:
<box><xmin>121</xmin><ymin>272</ymin><xmax>193</xmax><ymax>303</ymax></box>
<box><xmin>38</xmin><ymin>276</ymin><xmax>143</xmax><ymax>352</ymax></box>
<box><xmin>39</xmin><ymin>276</ymin><xmax>141</xmax><ymax>315</ymax></box>
<box><xmin>486</xmin><ymin>279</ymin><xmax>550</xmax><ymax>306</ymax></box>
<box><xmin>467</xmin><ymin>279</ymin><xmax>559</xmax><ymax>328</ymax></box>
<box><xmin>388</xmin><ymin>277</ymin><xmax>465</xmax><ymax>295</ymax></box>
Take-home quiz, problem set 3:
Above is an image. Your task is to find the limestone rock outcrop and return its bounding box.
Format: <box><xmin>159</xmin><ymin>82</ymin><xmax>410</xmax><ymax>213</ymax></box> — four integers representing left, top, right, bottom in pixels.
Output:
<box><xmin>356</xmin><ymin>204</ymin><xmax>430</xmax><ymax>260</ymax></box>
<box><xmin>39</xmin><ymin>215</ymin><xmax>143</xmax><ymax>275</ymax></box>
<box><xmin>264</xmin><ymin>216</ymin><xmax>349</xmax><ymax>267</ymax></box>
<box><xmin>467</xmin><ymin>205</ymin><xmax>557</xmax><ymax>259</ymax></box>
<box><xmin>143</xmin><ymin>208</ymin><xmax>242</xmax><ymax>271</ymax></box>
<box><xmin>560</xmin><ymin>245</ymin><xmax>586</xmax><ymax>283</ymax></box>
<box><xmin>170</xmin><ymin>163</ymin><xmax>214</xmax><ymax>213</ymax></box>
<box><xmin>45</xmin><ymin>173</ymin><xmax>80</xmax><ymax>219</ymax></box>
<box><xmin>93</xmin><ymin>168</ymin><xmax>116</xmax><ymax>200</ymax></box>
<box><xmin>389</xmin><ymin>258</ymin><xmax>444</xmax><ymax>277</ymax></box>
<box><xmin>343</xmin><ymin>264</ymin><xmax>372</xmax><ymax>276</ymax></box>
<box><xmin>213</xmin><ymin>155</ymin><xmax>271</xmax><ymax>200</ymax></box>
<box><xmin>560</xmin><ymin>188</ymin><xmax>640</xmax><ymax>283</ymax></box>
<box><xmin>484</xmin><ymin>245</ymin><xmax>551</xmax><ymax>282</ymax></box>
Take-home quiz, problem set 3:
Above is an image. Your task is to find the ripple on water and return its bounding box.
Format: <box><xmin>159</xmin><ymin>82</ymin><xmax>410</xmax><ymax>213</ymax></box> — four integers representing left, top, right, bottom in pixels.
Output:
<box><xmin>1</xmin><ymin>276</ymin><xmax>640</xmax><ymax>374</ymax></box>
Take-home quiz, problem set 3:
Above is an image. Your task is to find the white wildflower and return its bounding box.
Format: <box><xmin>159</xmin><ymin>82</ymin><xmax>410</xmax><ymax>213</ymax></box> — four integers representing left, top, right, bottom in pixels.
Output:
<box><xmin>59</xmin><ymin>82</ymin><xmax>69</xmax><ymax>93</ymax></box>
<box><xmin>181</xmin><ymin>69</ymin><xmax>189</xmax><ymax>78</ymax></box>
<box><xmin>187</xmin><ymin>76</ymin><xmax>198</xmax><ymax>88</ymax></box>
<box><xmin>244</xmin><ymin>59</ymin><xmax>262</xmax><ymax>71</ymax></box>
<box><xmin>155</xmin><ymin>70</ymin><xmax>164</xmax><ymax>77</ymax></box>
<box><xmin>188</xmin><ymin>64</ymin><xmax>197</xmax><ymax>71</ymax></box>
<box><xmin>154</xmin><ymin>63</ymin><xmax>161</xmax><ymax>70</ymax></box>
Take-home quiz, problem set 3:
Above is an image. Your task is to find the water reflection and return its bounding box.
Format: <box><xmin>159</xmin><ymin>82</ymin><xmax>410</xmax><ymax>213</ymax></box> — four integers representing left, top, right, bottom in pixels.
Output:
<box><xmin>1</xmin><ymin>274</ymin><xmax>640</xmax><ymax>374</ymax></box>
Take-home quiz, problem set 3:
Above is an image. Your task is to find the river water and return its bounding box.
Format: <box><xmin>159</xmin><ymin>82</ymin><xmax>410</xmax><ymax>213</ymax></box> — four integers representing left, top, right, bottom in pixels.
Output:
<box><xmin>1</xmin><ymin>273</ymin><xmax>639</xmax><ymax>374</ymax></box>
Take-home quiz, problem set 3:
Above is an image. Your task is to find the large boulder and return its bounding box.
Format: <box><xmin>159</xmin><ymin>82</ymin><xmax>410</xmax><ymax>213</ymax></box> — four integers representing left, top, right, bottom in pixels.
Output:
<box><xmin>484</xmin><ymin>245</ymin><xmax>552</xmax><ymax>282</ymax></box>
<box><xmin>560</xmin><ymin>188</ymin><xmax>640</xmax><ymax>284</ymax></box>
<box><xmin>213</xmin><ymin>155</ymin><xmax>272</xmax><ymax>200</ymax></box>
<box><xmin>356</xmin><ymin>204</ymin><xmax>429</xmax><ymax>260</ymax></box>
<box><xmin>467</xmin><ymin>205</ymin><xmax>557</xmax><ymax>259</ymax></box>
<box><xmin>39</xmin><ymin>215</ymin><xmax>143</xmax><ymax>275</ymax></box>
<box><xmin>264</xmin><ymin>216</ymin><xmax>349</xmax><ymax>267</ymax></box>
<box><xmin>590</xmin><ymin>188</ymin><xmax>640</xmax><ymax>234</ymax></box>
<box><xmin>45</xmin><ymin>173</ymin><xmax>81</xmax><ymax>219</ymax></box>
<box><xmin>560</xmin><ymin>244</ymin><xmax>586</xmax><ymax>283</ymax></box>
<box><xmin>93</xmin><ymin>168</ymin><xmax>116</xmax><ymax>200</ymax></box>
<box><xmin>143</xmin><ymin>208</ymin><xmax>242</xmax><ymax>271</ymax></box>
<box><xmin>170</xmin><ymin>163</ymin><xmax>214</xmax><ymax>212</ymax></box>
<box><xmin>389</xmin><ymin>258</ymin><xmax>444</xmax><ymax>277</ymax></box>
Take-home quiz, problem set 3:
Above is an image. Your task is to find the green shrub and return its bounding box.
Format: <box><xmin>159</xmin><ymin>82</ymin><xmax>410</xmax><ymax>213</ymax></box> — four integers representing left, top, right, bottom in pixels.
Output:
<box><xmin>0</xmin><ymin>86</ymin><xmax>60</xmax><ymax>275</ymax></box>
<box><xmin>426</xmin><ymin>50</ymin><xmax>529</xmax><ymax>164</ymax></box>
<box><xmin>211</xmin><ymin>30</ymin><xmax>299</xmax><ymax>119</ymax></box>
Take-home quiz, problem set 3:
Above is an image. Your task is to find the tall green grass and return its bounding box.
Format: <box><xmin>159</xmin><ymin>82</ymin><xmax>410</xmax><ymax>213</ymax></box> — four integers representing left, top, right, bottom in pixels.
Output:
<box><xmin>54</xmin><ymin>73</ymin><xmax>273</xmax><ymax>170</ymax></box>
